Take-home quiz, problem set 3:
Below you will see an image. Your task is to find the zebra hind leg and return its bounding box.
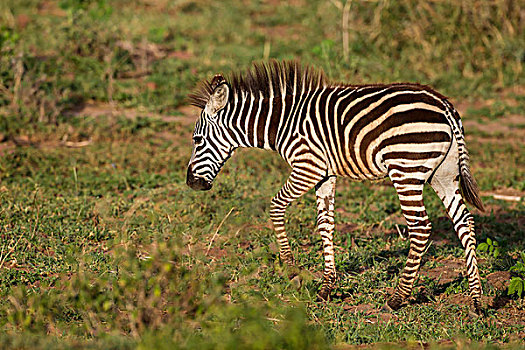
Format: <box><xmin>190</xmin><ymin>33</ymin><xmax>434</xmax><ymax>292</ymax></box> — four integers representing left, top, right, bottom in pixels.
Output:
<box><xmin>430</xmin><ymin>168</ymin><xmax>483</xmax><ymax>314</ymax></box>
<box><xmin>387</xmin><ymin>178</ymin><xmax>432</xmax><ymax>310</ymax></box>
<box><xmin>315</xmin><ymin>176</ymin><xmax>337</xmax><ymax>301</ymax></box>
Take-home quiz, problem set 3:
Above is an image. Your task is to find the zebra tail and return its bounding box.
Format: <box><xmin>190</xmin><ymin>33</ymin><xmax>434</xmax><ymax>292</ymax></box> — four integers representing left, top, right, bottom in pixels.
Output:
<box><xmin>459</xmin><ymin>159</ymin><xmax>485</xmax><ymax>212</ymax></box>
<box><xmin>447</xmin><ymin>105</ymin><xmax>485</xmax><ymax>212</ymax></box>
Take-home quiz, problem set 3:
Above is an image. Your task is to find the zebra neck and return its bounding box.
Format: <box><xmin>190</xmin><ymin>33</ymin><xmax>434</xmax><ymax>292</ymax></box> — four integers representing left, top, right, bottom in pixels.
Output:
<box><xmin>230</xmin><ymin>92</ymin><xmax>289</xmax><ymax>151</ymax></box>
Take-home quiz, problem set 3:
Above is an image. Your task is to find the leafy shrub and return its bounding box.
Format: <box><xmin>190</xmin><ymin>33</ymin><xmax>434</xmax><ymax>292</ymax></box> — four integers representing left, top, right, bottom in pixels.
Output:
<box><xmin>0</xmin><ymin>238</ymin><xmax>328</xmax><ymax>348</ymax></box>
<box><xmin>477</xmin><ymin>237</ymin><xmax>500</xmax><ymax>258</ymax></box>
<box><xmin>508</xmin><ymin>253</ymin><xmax>525</xmax><ymax>298</ymax></box>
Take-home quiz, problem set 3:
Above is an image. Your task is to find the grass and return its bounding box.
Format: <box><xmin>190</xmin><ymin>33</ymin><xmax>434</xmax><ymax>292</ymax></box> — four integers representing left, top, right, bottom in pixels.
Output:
<box><xmin>0</xmin><ymin>0</ymin><xmax>524</xmax><ymax>348</ymax></box>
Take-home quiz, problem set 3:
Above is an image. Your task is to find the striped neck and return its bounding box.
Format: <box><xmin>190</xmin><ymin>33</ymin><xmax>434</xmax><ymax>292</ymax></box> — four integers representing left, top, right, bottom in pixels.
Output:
<box><xmin>225</xmin><ymin>90</ymin><xmax>290</xmax><ymax>151</ymax></box>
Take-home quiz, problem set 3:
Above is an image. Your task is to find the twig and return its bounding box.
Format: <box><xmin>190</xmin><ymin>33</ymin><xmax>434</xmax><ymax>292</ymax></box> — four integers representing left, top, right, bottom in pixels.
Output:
<box><xmin>263</xmin><ymin>40</ymin><xmax>271</xmax><ymax>61</ymax></box>
<box><xmin>329</xmin><ymin>0</ymin><xmax>352</xmax><ymax>60</ymax></box>
<box><xmin>62</xmin><ymin>139</ymin><xmax>93</xmax><ymax>148</ymax></box>
<box><xmin>206</xmin><ymin>207</ymin><xmax>235</xmax><ymax>256</ymax></box>
<box><xmin>395</xmin><ymin>224</ymin><xmax>407</xmax><ymax>240</ymax></box>
<box><xmin>342</xmin><ymin>0</ymin><xmax>352</xmax><ymax>60</ymax></box>
<box><xmin>488</xmin><ymin>194</ymin><xmax>522</xmax><ymax>202</ymax></box>
<box><xmin>422</xmin><ymin>240</ymin><xmax>433</xmax><ymax>256</ymax></box>
<box><xmin>0</xmin><ymin>232</ymin><xmax>24</xmax><ymax>269</ymax></box>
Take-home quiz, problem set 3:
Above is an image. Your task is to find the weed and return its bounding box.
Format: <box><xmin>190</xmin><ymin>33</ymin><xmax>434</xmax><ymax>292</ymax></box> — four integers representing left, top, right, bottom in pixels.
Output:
<box><xmin>478</xmin><ymin>238</ymin><xmax>501</xmax><ymax>259</ymax></box>
<box><xmin>508</xmin><ymin>253</ymin><xmax>525</xmax><ymax>298</ymax></box>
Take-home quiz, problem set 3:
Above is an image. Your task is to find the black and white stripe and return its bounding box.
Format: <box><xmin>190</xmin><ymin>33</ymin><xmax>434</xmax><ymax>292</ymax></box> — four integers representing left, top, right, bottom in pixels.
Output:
<box><xmin>187</xmin><ymin>61</ymin><xmax>484</xmax><ymax>313</ymax></box>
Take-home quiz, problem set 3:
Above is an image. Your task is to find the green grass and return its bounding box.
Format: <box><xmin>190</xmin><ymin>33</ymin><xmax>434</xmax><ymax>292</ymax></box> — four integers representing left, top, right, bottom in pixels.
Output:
<box><xmin>0</xmin><ymin>0</ymin><xmax>524</xmax><ymax>348</ymax></box>
<box><xmin>0</xmin><ymin>114</ymin><xmax>523</xmax><ymax>348</ymax></box>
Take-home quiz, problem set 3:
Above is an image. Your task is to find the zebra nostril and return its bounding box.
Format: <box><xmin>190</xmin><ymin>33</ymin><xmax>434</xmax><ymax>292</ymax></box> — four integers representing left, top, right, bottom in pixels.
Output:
<box><xmin>186</xmin><ymin>166</ymin><xmax>212</xmax><ymax>191</ymax></box>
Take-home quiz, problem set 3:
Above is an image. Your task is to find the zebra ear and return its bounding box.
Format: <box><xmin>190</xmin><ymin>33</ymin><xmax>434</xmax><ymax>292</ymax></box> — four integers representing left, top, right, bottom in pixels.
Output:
<box><xmin>210</xmin><ymin>74</ymin><xmax>226</xmax><ymax>90</ymax></box>
<box><xmin>208</xmin><ymin>81</ymin><xmax>229</xmax><ymax>115</ymax></box>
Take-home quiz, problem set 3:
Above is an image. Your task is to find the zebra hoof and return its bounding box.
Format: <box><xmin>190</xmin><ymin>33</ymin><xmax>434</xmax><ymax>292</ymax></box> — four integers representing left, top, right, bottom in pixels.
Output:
<box><xmin>317</xmin><ymin>287</ymin><xmax>332</xmax><ymax>301</ymax></box>
<box><xmin>280</xmin><ymin>255</ymin><xmax>295</xmax><ymax>267</ymax></box>
<box><xmin>385</xmin><ymin>298</ymin><xmax>402</xmax><ymax>311</ymax></box>
<box><xmin>468</xmin><ymin>300</ymin><xmax>483</xmax><ymax>318</ymax></box>
<box><xmin>468</xmin><ymin>306</ymin><xmax>483</xmax><ymax>318</ymax></box>
<box><xmin>381</xmin><ymin>302</ymin><xmax>394</xmax><ymax>313</ymax></box>
<box><xmin>284</xmin><ymin>265</ymin><xmax>300</xmax><ymax>280</ymax></box>
<box><xmin>468</xmin><ymin>309</ymin><xmax>480</xmax><ymax>319</ymax></box>
<box><xmin>290</xmin><ymin>275</ymin><xmax>302</xmax><ymax>289</ymax></box>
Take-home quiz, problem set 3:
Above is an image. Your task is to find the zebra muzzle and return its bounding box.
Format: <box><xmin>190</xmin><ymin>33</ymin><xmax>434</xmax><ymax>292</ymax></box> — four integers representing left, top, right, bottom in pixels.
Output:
<box><xmin>186</xmin><ymin>166</ymin><xmax>212</xmax><ymax>191</ymax></box>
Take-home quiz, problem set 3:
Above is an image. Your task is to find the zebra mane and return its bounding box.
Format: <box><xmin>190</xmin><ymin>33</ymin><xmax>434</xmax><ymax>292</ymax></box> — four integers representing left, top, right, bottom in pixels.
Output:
<box><xmin>188</xmin><ymin>60</ymin><xmax>329</xmax><ymax>109</ymax></box>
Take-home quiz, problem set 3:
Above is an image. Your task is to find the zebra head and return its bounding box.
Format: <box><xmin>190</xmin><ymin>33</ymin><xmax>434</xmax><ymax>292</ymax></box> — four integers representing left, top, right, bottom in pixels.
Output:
<box><xmin>187</xmin><ymin>75</ymin><xmax>236</xmax><ymax>191</ymax></box>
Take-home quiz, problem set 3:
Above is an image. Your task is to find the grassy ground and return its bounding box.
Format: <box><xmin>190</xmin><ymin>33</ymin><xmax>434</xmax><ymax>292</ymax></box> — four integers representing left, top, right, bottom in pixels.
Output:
<box><xmin>0</xmin><ymin>0</ymin><xmax>524</xmax><ymax>348</ymax></box>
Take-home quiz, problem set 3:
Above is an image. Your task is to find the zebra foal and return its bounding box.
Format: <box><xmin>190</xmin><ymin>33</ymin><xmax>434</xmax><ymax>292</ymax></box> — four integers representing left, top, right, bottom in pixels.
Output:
<box><xmin>186</xmin><ymin>61</ymin><xmax>485</xmax><ymax>313</ymax></box>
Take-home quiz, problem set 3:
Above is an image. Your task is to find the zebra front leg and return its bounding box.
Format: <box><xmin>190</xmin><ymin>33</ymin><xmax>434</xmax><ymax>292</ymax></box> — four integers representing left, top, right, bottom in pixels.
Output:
<box><xmin>387</xmin><ymin>180</ymin><xmax>432</xmax><ymax>310</ymax></box>
<box><xmin>270</xmin><ymin>200</ymin><xmax>294</xmax><ymax>266</ymax></box>
<box><xmin>270</xmin><ymin>164</ymin><xmax>325</xmax><ymax>268</ymax></box>
<box><xmin>315</xmin><ymin>176</ymin><xmax>337</xmax><ymax>301</ymax></box>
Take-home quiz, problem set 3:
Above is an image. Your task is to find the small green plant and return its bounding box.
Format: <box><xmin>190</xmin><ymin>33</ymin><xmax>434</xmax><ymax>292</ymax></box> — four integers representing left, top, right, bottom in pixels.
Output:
<box><xmin>477</xmin><ymin>237</ymin><xmax>501</xmax><ymax>258</ymax></box>
<box><xmin>508</xmin><ymin>253</ymin><xmax>525</xmax><ymax>298</ymax></box>
<box><xmin>0</xmin><ymin>26</ymin><xmax>19</xmax><ymax>52</ymax></box>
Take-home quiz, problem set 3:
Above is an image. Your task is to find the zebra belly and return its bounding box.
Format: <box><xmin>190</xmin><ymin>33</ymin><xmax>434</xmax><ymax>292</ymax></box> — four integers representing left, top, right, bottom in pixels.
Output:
<box><xmin>332</xmin><ymin>162</ymin><xmax>385</xmax><ymax>181</ymax></box>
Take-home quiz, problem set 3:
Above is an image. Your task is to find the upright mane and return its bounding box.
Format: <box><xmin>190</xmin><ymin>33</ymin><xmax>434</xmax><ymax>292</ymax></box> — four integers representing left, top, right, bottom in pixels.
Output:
<box><xmin>188</xmin><ymin>60</ymin><xmax>329</xmax><ymax>109</ymax></box>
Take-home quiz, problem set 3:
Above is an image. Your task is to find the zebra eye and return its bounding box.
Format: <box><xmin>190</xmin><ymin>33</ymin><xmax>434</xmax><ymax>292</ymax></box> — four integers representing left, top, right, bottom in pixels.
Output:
<box><xmin>193</xmin><ymin>136</ymin><xmax>203</xmax><ymax>144</ymax></box>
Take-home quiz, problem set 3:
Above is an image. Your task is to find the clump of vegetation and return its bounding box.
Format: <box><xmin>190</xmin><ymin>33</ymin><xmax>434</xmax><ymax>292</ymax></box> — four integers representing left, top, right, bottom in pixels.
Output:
<box><xmin>509</xmin><ymin>253</ymin><xmax>525</xmax><ymax>298</ymax></box>
<box><xmin>323</xmin><ymin>0</ymin><xmax>524</xmax><ymax>96</ymax></box>
<box><xmin>2</xmin><ymin>238</ymin><xmax>328</xmax><ymax>349</ymax></box>
<box><xmin>478</xmin><ymin>237</ymin><xmax>501</xmax><ymax>258</ymax></box>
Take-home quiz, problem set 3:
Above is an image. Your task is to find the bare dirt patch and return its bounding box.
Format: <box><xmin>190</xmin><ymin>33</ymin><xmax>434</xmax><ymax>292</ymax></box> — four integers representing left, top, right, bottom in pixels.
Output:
<box><xmin>477</xmin><ymin>206</ymin><xmax>525</xmax><ymax>239</ymax></box>
<box><xmin>420</xmin><ymin>258</ymin><xmax>464</xmax><ymax>285</ymax></box>
<box><xmin>336</xmin><ymin>222</ymin><xmax>359</xmax><ymax>235</ymax></box>
<box><xmin>37</xmin><ymin>0</ymin><xmax>67</xmax><ymax>17</ymax></box>
<box><xmin>252</xmin><ymin>23</ymin><xmax>306</xmax><ymax>42</ymax></box>
<box><xmin>486</xmin><ymin>271</ymin><xmax>511</xmax><ymax>291</ymax></box>
<box><xmin>457</xmin><ymin>92</ymin><xmax>525</xmax><ymax>145</ymax></box>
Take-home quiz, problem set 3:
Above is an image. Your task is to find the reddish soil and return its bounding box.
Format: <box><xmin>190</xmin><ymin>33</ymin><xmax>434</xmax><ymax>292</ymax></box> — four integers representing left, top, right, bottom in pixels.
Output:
<box><xmin>486</xmin><ymin>271</ymin><xmax>511</xmax><ymax>291</ymax></box>
<box><xmin>420</xmin><ymin>258</ymin><xmax>464</xmax><ymax>285</ymax></box>
<box><xmin>0</xmin><ymin>140</ymin><xmax>15</xmax><ymax>156</ymax></box>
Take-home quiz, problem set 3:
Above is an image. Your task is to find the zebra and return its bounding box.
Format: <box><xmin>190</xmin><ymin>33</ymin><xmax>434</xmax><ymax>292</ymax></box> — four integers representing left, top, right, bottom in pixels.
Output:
<box><xmin>186</xmin><ymin>60</ymin><xmax>485</xmax><ymax>314</ymax></box>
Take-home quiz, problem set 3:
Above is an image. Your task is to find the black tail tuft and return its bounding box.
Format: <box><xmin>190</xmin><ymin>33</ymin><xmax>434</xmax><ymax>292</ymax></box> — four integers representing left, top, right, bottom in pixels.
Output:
<box><xmin>460</xmin><ymin>166</ymin><xmax>485</xmax><ymax>211</ymax></box>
